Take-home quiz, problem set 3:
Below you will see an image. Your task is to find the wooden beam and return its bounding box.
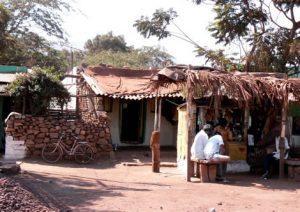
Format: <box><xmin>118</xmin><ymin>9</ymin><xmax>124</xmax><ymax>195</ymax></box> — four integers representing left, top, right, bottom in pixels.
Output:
<box><xmin>279</xmin><ymin>89</ymin><xmax>288</xmax><ymax>179</ymax></box>
<box><xmin>151</xmin><ymin>95</ymin><xmax>162</xmax><ymax>173</ymax></box>
<box><xmin>186</xmin><ymin>72</ymin><xmax>196</xmax><ymax>182</ymax></box>
<box><xmin>88</xmin><ymin>95</ymin><xmax>98</xmax><ymax>119</ymax></box>
<box><xmin>243</xmin><ymin>106</ymin><xmax>250</xmax><ymax>144</ymax></box>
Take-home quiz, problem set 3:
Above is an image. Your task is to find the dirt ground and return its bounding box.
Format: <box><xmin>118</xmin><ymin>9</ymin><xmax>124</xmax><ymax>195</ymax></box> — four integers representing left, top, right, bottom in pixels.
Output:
<box><xmin>6</xmin><ymin>149</ymin><xmax>300</xmax><ymax>212</ymax></box>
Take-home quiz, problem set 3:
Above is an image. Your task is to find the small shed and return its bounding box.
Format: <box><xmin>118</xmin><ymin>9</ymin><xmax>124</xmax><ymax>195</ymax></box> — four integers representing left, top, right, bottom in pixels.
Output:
<box><xmin>77</xmin><ymin>65</ymin><xmax>184</xmax><ymax>147</ymax></box>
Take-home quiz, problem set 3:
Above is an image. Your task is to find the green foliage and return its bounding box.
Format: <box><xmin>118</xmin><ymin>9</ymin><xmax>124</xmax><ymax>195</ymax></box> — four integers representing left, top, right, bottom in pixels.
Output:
<box><xmin>3</xmin><ymin>0</ymin><xmax>71</xmax><ymax>40</ymax></box>
<box><xmin>135</xmin><ymin>1</ymin><xmax>300</xmax><ymax>74</ymax></box>
<box><xmin>209</xmin><ymin>3</ymin><xmax>268</xmax><ymax>45</ymax></box>
<box><xmin>0</xmin><ymin>3</ymin><xmax>11</xmax><ymax>49</ymax></box>
<box><xmin>0</xmin><ymin>0</ymin><xmax>72</xmax><ymax>72</ymax></box>
<box><xmin>81</xmin><ymin>32</ymin><xmax>174</xmax><ymax>68</ymax></box>
<box><xmin>84</xmin><ymin>31</ymin><xmax>131</xmax><ymax>53</ymax></box>
<box><xmin>83</xmin><ymin>46</ymin><xmax>173</xmax><ymax>69</ymax></box>
<box><xmin>193</xmin><ymin>0</ymin><xmax>300</xmax><ymax>74</ymax></box>
<box><xmin>196</xmin><ymin>47</ymin><xmax>238</xmax><ymax>71</ymax></box>
<box><xmin>134</xmin><ymin>8</ymin><xmax>178</xmax><ymax>40</ymax></box>
<box><xmin>7</xmin><ymin>67</ymin><xmax>70</xmax><ymax>116</ymax></box>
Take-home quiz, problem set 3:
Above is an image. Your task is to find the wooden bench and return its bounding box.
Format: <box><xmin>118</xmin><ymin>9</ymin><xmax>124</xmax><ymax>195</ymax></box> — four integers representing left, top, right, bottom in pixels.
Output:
<box><xmin>285</xmin><ymin>158</ymin><xmax>300</xmax><ymax>181</ymax></box>
<box><xmin>190</xmin><ymin>159</ymin><xmax>229</xmax><ymax>182</ymax></box>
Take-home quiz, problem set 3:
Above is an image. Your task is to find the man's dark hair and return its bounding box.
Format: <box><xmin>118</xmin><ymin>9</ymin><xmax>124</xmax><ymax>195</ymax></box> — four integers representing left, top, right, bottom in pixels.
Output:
<box><xmin>219</xmin><ymin>118</ymin><xmax>228</xmax><ymax>127</ymax></box>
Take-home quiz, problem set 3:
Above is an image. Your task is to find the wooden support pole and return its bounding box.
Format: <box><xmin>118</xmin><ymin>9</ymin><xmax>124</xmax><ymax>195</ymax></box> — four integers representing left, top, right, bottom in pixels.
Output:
<box><xmin>213</xmin><ymin>86</ymin><xmax>219</xmax><ymax>125</ymax></box>
<box><xmin>150</xmin><ymin>130</ymin><xmax>160</xmax><ymax>173</ymax></box>
<box><xmin>279</xmin><ymin>91</ymin><xmax>288</xmax><ymax>179</ymax></box>
<box><xmin>186</xmin><ymin>73</ymin><xmax>196</xmax><ymax>181</ymax></box>
<box><xmin>243</xmin><ymin>106</ymin><xmax>250</xmax><ymax>144</ymax></box>
<box><xmin>88</xmin><ymin>95</ymin><xmax>98</xmax><ymax>119</ymax></box>
<box><xmin>151</xmin><ymin>95</ymin><xmax>162</xmax><ymax>173</ymax></box>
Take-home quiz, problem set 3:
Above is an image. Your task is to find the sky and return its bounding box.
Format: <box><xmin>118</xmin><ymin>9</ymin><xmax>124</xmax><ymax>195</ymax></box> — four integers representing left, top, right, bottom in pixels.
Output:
<box><xmin>62</xmin><ymin>0</ymin><xmax>217</xmax><ymax>65</ymax></box>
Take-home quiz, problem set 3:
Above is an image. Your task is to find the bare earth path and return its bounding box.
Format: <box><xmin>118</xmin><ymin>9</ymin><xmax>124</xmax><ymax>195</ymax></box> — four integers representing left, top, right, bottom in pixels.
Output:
<box><xmin>16</xmin><ymin>149</ymin><xmax>300</xmax><ymax>212</ymax></box>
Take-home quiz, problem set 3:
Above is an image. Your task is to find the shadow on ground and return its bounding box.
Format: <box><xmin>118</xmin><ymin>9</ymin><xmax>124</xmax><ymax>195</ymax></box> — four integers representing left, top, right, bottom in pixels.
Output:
<box><xmin>20</xmin><ymin>147</ymin><xmax>177</xmax><ymax>170</ymax></box>
<box><xmin>16</xmin><ymin>168</ymin><xmax>173</xmax><ymax>209</ymax></box>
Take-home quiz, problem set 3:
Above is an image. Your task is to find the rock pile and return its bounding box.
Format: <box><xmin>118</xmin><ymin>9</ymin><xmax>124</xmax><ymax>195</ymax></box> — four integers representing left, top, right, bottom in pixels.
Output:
<box><xmin>0</xmin><ymin>177</ymin><xmax>54</xmax><ymax>211</ymax></box>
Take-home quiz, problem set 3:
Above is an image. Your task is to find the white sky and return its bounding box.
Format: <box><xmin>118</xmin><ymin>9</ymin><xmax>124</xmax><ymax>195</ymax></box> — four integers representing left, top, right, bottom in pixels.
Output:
<box><xmin>63</xmin><ymin>0</ymin><xmax>217</xmax><ymax>65</ymax></box>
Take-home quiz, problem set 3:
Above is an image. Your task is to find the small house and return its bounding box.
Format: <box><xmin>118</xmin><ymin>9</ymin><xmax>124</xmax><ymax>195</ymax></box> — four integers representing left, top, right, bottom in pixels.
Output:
<box><xmin>76</xmin><ymin>66</ymin><xmax>184</xmax><ymax>147</ymax></box>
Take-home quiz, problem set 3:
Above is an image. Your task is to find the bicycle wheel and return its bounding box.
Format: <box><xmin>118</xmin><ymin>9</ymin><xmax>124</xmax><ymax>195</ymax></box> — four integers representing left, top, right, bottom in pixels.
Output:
<box><xmin>74</xmin><ymin>143</ymin><xmax>94</xmax><ymax>164</ymax></box>
<box><xmin>42</xmin><ymin>143</ymin><xmax>63</xmax><ymax>163</ymax></box>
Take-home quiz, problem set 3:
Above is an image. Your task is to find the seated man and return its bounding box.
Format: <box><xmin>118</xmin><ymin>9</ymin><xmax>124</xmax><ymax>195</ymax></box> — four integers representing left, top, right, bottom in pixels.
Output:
<box><xmin>191</xmin><ymin>124</ymin><xmax>213</xmax><ymax>160</ymax></box>
<box><xmin>262</xmin><ymin>135</ymin><xmax>290</xmax><ymax>179</ymax></box>
<box><xmin>204</xmin><ymin>134</ymin><xmax>230</xmax><ymax>181</ymax></box>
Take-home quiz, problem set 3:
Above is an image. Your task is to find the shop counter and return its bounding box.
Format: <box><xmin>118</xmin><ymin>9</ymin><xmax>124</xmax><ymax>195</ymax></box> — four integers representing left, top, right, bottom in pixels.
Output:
<box><xmin>228</xmin><ymin>142</ymin><xmax>247</xmax><ymax>160</ymax></box>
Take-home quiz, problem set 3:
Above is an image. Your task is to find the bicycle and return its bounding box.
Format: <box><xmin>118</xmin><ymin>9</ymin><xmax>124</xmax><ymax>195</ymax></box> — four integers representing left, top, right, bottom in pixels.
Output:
<box><xmin>42</xmin><ymin>132</ymin><xmax>94</xmax><ymax>164</ymax></box>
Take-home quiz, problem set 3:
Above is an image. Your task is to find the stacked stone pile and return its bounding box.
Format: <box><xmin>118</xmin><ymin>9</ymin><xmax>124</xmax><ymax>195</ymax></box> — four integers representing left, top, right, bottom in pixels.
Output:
<box><xmin>5</xmin><ymin>113</ymin><xmax>112</xmax><ymax>158</ymax></box>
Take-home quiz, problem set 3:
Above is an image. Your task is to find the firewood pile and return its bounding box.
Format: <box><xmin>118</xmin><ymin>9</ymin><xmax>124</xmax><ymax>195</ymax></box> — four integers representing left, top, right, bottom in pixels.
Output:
<box><xmin>5</xmin><ymin>113</ymin><xmax>112</xmax><ymax>159</ymax></box>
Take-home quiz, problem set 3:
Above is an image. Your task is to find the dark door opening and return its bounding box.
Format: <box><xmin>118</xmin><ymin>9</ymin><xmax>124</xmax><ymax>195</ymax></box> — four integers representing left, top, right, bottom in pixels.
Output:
<box><xmin>120</xmin><ymin>100</ymin><xmax>144</xmax><ymax>144</ymax></box>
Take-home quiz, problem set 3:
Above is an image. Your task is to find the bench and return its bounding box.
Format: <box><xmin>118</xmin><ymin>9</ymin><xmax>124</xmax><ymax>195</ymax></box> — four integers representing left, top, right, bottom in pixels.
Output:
<box><xmin>190</xmin><ymin>159</ymin><xmax>229</xmax><ymax>182</ymax></box>
<box><xmin>285</xmin><ymin>158</ymin><xmax>300</xmax><ymax>181</ymax></box>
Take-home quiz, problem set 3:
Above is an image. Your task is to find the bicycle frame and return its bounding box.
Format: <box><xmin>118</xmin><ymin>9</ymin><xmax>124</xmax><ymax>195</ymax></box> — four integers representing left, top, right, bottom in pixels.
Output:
<box><xmin>56</xmin><ymin>133</ymin><xmax>82</xmax><ymax>156</ymax></box>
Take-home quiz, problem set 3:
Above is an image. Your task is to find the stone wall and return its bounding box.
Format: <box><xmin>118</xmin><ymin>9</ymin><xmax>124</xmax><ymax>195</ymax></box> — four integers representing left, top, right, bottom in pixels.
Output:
<box><xmin>5</xmin><ymin>112</ymin><xmax>112</xmax><ymax>158</ymax></box>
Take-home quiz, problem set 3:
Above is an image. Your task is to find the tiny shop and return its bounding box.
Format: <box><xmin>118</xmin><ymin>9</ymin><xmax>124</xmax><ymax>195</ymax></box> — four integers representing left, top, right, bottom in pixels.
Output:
<box><xmin>152</xmin><ymin>65</ymin><xmax>300</xmax><ymax>182</ymax></box>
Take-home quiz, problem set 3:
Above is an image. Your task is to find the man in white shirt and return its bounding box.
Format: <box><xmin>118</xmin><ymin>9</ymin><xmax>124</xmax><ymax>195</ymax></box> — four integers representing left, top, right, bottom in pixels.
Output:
<box><xmin>204</xmin><ymin>134</ymin><xmax>230</xmax><ymax>161</ymax></box>
<box><xmin>262</xmin><ymin>135</ymin><xmax>289</xmax><ymax>179</ymax></box>
<box><xmin>191</xmin><ymin>124</ymin><xmax>212</xmax><ymax>160</ymax></box>
<box><xmin>204</xmin><ymin>134</ymin><xmax>230</xmax><ymax>181</ymax></box>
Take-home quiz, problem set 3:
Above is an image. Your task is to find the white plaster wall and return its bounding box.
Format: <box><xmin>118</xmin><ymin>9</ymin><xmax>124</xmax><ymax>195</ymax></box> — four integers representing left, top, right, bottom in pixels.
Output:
<box><xmin>51</xmin><ymin>67</ymin><xmax>77</xmax><ymax>110</ymax></box>
<box><xmin>108</xmin><ymin>99</ymin><xmax>177</xmax><ymax>147</ymax></box>
<box><xmin>62</xmin><ymin>68</ymin><xmax>77</xmax><ymax>110</ymax></box>
<box><xmin>144</xmin><ymin>103</ymin><xmax>177</xmax><ymax>146</ymax></box>
<box><xmin>291</xmin><ymin>136</ymin><xmax>300</xmax><ymax>147</ymax></box>
<box><xmin>109</xmin><ymin>98</ymin><xmax>121</xmax><ymax>145</ymax></box>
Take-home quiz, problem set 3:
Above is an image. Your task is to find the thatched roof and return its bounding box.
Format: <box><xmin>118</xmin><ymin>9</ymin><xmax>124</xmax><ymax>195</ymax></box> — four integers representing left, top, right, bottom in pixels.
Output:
<box><xmin>151</xmin><ymin>65</ymin><xmax>300</xmax><ymax>106</ymax></box>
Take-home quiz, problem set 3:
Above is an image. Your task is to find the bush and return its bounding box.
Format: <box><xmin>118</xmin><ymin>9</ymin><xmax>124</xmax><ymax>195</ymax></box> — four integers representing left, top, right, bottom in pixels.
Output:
<box><xmin>7</xmin><ymin>67</ymin><xmax>70</xmax><ymax>115</ymax></box>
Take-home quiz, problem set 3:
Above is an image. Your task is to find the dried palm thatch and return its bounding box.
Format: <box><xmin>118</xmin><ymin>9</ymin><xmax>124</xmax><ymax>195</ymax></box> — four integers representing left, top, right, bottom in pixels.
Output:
<box><xmin>151</xmin><ymin>66</ymin><xmax>300</xmax><ymax>107</ymax></box>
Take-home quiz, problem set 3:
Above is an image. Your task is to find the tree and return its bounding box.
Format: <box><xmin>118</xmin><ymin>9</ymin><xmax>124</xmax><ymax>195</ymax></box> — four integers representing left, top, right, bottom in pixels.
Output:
<box><xmin>7</xmin><ymin>67</ymin><xmax>70</xmax><ymax>116</ymax></box>
<box><xmin>82</xmin><ymin>33</ymin><xmax>174</xmax><ymax>68</ymax></box>
<box><xmin>3</xmin><ymin>0</ymin><xmax>71</xmax><ymax>40</ymax></box>
<box><xmin>0</xmin><ymin>0</ymin><xmax>72</xmax><ymax>72</ymax></box>
<box><xmin>0</xmin><ymin>3</ymin><xmax>11</xmax><ymax>50</ymax></box>
<box><xmin>134</xmin><ymin>1</ymin><xmax>300</xmax><ymax>74</ymax></box>
<box><xmin>83</xmin><ymin>46</ymin><xmax>173</xmax><ymax>69</ymax></box>
<box><xmin>84</xmin><ymin>31</ymin><xmax>131</xmax><ymax>53</ymax></box>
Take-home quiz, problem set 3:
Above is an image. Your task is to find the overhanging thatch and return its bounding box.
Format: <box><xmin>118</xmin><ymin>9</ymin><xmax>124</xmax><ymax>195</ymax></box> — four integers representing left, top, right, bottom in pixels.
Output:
<box><xmin>151</xmin><ymin>65</ymin><xmax>300</xmax><ymax>106</ymax></box>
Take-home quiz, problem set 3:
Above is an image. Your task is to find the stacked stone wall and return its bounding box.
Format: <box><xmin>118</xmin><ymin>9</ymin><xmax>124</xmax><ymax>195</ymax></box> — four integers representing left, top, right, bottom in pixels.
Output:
<box><xmin>5</xmin><ymin>113</ymin><xmax>112</xmax><ymax>158</ymax></box>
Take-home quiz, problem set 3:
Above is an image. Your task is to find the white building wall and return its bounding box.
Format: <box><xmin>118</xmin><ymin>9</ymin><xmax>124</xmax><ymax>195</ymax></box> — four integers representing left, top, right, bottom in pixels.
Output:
<box><xmin>108</xmin><ymin>99</ymin><xmax>177</xmax><ymax>147</ymax></box>
<box><xmin>61</xmin><ymin>67</ymin><xmax>77</xmax><ymax>110</ymax></box>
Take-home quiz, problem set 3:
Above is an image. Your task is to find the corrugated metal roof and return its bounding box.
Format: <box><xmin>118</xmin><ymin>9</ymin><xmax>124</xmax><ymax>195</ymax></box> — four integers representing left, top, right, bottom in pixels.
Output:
<box><xmin>0</xmin><ymin>65</ymin><xmax>28</xmax><ymax>73</ymax></box>
<box><xmin>82</xmin><ymin>66</ymin><xmax>181</xmax><ymax>100</ymax></box>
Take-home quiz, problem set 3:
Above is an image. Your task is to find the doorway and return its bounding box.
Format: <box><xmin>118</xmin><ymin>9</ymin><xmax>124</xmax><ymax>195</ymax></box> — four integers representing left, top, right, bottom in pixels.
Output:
<box><xmin>120</xmin><ymin>100</ymin><xmax>145</xmax><ymax>144</ymax></box>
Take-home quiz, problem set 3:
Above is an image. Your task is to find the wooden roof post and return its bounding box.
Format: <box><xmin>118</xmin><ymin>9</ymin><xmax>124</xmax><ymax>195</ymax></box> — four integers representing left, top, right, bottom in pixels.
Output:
<box><xmin>151</xmin><ymin>93</ymin><xmax>161</xmax><ymax>173</ymax></box>
<box><xmin>279</xmin><ymin>87</ymin><xmax>288</xmax><ymax>179</ymax></box>
<box><xmin>186</xmin><ymin>69</ymin><xmax>196</xmax><ymax>182</ymax></box>
<box><xmin>213</xmin><ymin>85</ymin><xmax>220</xmax><ymax>125</ymax></box>
<box><xmin>243</xmin><ymin>104</ymin><xmax>250</xmax><ymax>144</ymax></box>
